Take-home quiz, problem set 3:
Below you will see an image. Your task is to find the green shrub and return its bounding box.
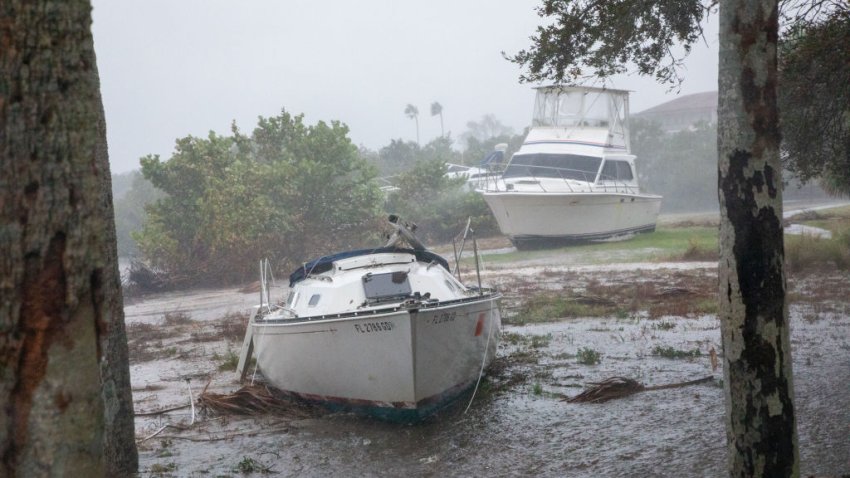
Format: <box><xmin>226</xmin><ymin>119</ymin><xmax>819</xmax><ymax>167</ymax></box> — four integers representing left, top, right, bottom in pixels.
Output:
<box><xmin>384</xmin><ymin>155</ymin><xmax>497</xmax><ymax>243</ymax></box>
<box><xmin>217</xmin><ymin>349</ymin><xmax>240</xmax><ymax>372</ymax></box>
<box><xmin>134</xmin><ymin>111</ymin><xmax>383</xmax><ymax>288</ymax></box>
<box><xmin>576</xmin><ymin>347</ymin><xmax>602</xmax><ymax>365</ymax></box>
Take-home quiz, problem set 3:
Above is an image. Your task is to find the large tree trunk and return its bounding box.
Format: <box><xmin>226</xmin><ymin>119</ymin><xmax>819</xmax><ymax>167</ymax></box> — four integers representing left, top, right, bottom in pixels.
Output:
<box><xmin>0</xmin><ymin>1</ymin><xmax>137</xmax><ymax>476</ymax></box>
<box><xmin>93</xmin><ymin>65</ymin><xmax>139</xmax><ymax>478</ymax></box>
<box><xmin>718</xmin><ymin>0</ymin><xmax>799</xmax><ymax>475</ymax></box>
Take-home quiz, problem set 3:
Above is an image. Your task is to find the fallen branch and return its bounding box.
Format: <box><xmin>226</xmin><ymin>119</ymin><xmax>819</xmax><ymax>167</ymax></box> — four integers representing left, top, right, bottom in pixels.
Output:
<box><xmin>152</xmin><ymin>434</ymin><xmax>239</xmax><ymax>443</ymax></box>
<box><xmin>566</xmin><ymin>375</ymin><xmax>715</xmax><ymax>403</ymax></box>
<box><xmin>134</xmin><ymin>404</ymin><xmax>191</xmax><ymax>417</ymax></box>
<box><xmin>139</xmin><ymin>423</ymin><xmax>188</xmax><ymax>443</ymax></box>
<box><xmin>197</xmin><ymin>384</ymin><xmax>321</xmax><ymax>418</ymax></box>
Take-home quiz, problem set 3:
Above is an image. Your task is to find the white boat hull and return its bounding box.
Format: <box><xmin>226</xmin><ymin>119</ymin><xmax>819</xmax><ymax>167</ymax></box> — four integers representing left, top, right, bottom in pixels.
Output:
<box><xmin>252</xmin><ymin>297</ymin><xmax>500</xmax><ymax>420</ymax></box>
<box><xmin>482</xmin><ymin>191</ymin><xmax>662</xmax><ymax>248</ymax></box>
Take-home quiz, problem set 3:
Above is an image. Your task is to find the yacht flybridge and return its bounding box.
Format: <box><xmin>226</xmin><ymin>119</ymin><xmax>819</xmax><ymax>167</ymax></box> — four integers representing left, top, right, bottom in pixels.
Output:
<box><xmin>479</xmin><ymin>86</ymin><xmax>662</xmax><ymax>249</ymax></box>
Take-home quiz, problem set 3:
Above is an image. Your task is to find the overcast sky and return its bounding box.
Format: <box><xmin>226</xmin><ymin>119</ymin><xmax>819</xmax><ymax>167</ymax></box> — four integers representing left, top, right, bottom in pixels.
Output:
<box><xmin>91</xmin><ymin>1</ymin><xmax>720</xmax><ymax>173</ymax></box>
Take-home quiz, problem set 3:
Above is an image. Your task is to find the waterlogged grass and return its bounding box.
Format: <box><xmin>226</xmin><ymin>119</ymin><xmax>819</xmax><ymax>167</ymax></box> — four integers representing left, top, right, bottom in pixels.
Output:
<box><xmin>515</xmin><ymin>294</ymin><xmax>618</xmax><ymax>324</ymax></box>
<box><xmin>532</xmin><ymin>383</ymin><xmax>543</xmax><ymax>396</ymax></box>
<box><xmin>501</xmin><ymin>331</ymin><xmax>552</xmax><ymax>349</ymax></box>
<box><xmin>652</xmin><ymin>346</ymin><xmax>701</xmax><ymax>359</ymax></box>
<box><xmin>510</xmin><ymin>283</ymin><xmax>717</xmax><ymax>325</ymax></box>
<box><xmin>530</xmin><ymin>333</ymin><xmax>553</xmax><ymax>349</ymax></box>
<box><xmin>215</xmin><ymin>349</ymin><xmax>240</xmax><ymax>372</ymax></box>
<box><xmin>647</xmin><ymin>296</ymin><xmax>718</xmax><ymax>319</ymax></box>
<box><xmin>783</xmin><ymin>205</ymin><xmax>850</xmax><ymax>271</ymax></box>
<box><xmin>149</xmin><ymin>462</ymin><xmax>177</xmax><ymax>474</ymax></box>
<box><xmin>576</xmin><ymin>347</ymin><xmax>602</xmax><ymax>365</ymax></box>
<box><xmin>501</xmin><ymin>331</ymin><xmax>525</xmax><ymax>346</ymax></box>
<box><xmin>786</xmin><ymin>232</ymin><xmax>850</xmax><ymax>271</ymax></box>
<box><xmin>232</xmin><ymin>456</ymin><xmax>274</xmax><ymax>474</ymax></box>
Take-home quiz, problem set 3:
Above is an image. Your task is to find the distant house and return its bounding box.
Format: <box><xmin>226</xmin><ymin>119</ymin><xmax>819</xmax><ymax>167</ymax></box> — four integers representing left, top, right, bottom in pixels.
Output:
<box><xmin>633</xmin><ymin>91</ymin><xmax>718</xmax><ymax>132</ymax></box>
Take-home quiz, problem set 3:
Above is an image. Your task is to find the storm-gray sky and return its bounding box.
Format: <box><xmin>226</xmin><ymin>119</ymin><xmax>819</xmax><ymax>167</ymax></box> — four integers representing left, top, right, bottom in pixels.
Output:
<box><xmin>91</xmin><ymin>1</ymin><xmax>719</xmax><ymax>173</ymax></box>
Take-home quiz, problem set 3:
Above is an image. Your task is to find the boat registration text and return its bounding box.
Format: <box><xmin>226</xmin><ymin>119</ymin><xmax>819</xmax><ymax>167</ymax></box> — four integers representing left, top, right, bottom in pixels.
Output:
<box><xmin>354</xmin><ymin>321</ymin><xmax>395</xmax><ymax>333</ymax></box>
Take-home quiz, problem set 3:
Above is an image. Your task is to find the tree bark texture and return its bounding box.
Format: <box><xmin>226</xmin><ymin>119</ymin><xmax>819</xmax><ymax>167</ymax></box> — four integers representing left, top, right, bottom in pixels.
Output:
<box><xmin>0</xmin><ymin>1</ymin><xmax>137</xmax><ymax>476</ymax></box>
<box><xmin>91</xmin><ymin>51</ymin><xmax>139</xmax><ymax>478</ymax></box>
<box><xmin>718</xmin><ymin>0</ymin><xmax>799</xmax><ymax>476</ymax></box>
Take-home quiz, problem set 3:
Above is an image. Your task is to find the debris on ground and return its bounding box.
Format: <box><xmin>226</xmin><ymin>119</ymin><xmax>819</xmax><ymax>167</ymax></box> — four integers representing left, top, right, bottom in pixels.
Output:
<box><xmin>198</xmin><ymin>384</ymin><xmax>323</xmax><ymax>418</ymax></box>
<box><xmin>567</xmin><ymin>375</ymin><xmax>715</xmax><ymax>403</ymax></box>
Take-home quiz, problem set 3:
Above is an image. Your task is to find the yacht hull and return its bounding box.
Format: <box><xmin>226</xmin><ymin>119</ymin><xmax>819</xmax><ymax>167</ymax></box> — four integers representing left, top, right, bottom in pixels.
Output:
<box><xmin>251</xmin><ymin>297</ymin><xmax>500</xmax><ymax>421</ymax></box>
<box><xmin>482</xmin><ymin>191</ymin><xmax>662</xmax><ymax>249</ymax></box>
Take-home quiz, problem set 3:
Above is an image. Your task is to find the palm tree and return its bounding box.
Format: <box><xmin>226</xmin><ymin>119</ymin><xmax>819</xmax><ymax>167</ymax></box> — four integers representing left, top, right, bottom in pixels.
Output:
<box><xmin>430</xmin><ymin>101</ymin><xmax>444</xmax><ymax>137</ymax></box>
<box><xmin>404</xmin><ymin>104</ymin><xmax>419</xmax><ymax>145</ymax></box>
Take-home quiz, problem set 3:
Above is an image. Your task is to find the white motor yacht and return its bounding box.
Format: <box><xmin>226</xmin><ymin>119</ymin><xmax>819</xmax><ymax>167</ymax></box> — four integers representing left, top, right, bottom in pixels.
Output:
<box><xmin>479</xmin><ymin>86</ymin><xmax>662</xmax><ymax>249</ymax></box>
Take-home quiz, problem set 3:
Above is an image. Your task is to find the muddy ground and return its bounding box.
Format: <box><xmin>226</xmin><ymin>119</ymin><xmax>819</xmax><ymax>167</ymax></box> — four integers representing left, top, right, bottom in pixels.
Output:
<box><xmin>126</xmin><ymin>243</ymin><xmax>850</xmax><ymax>477</ymax></box>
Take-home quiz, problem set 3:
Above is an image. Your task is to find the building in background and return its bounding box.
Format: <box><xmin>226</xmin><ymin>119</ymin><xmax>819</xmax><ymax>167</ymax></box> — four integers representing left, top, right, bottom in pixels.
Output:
<box><xmin>633</xmin><ymin>90</ymin><xmax>833</xmax><ymax>202</ymax></box>
<box><xmin>633</xmin><ymin>91</ymin><xmax>717</xmax><ymax>131</ymax></box>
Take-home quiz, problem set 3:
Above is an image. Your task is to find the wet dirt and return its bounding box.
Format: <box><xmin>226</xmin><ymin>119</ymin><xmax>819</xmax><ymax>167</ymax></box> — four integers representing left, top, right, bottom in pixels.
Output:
<box><xmin>129</xmin><ymin>259</ymin><xmax>850</xmax><ymax>477</ymax></box>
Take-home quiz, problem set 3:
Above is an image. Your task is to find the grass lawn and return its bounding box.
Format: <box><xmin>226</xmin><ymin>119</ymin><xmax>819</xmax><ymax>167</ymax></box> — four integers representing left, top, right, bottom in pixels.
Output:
<box><xmin>470</xmin><ymin>204</ymin><xmax>850</xmax><ymax>267</ymax></box>
<box><xmin>475</xmin><ymin>225</ymin><xmax>718</xmax><ymax>265</ymax></box>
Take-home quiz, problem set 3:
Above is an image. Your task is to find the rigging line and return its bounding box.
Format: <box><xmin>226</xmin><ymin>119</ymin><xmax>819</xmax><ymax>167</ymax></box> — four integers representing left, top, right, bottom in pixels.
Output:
<box><xmin>463</xmin><ymin>290</ymin><xmax>496</xmax><ymax>415</ymax></box>
<box><xmin>463</xmin><ymin>244</ymin><xmax>496</xmax><ymax>415</ymax></box>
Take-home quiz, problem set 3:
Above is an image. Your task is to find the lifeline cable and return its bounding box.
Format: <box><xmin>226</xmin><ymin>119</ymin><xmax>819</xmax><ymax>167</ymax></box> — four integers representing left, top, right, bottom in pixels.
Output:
<box><xmin>463</xmin><ymin>240</ymin><xmax>497</xmax><ymax>415</ymax></box>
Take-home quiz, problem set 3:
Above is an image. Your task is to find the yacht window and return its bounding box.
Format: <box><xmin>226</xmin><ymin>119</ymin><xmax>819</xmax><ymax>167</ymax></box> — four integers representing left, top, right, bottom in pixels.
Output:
<box><xmin>287</xmin><ymin>292</ymin><xmax>299</xmax><ymax>308</ymax></box>
<box><xmin>617</xmin><ymin>161</ymin><xmax>634</xmax><ymax>180</ymax></box>
<box><xmin>308</xmin><ymin>294</ymin><xmax>321</xmax><ymax>307</ymax></box>
<box><xmin>363</xmin><ymin>271</ymin><xmax>412</xmax><ymax>302</ymax></box>
<box><xmin>600</xmin><ymin>160</ymin><xmax>634</xmax><ymax>181</ymax></box>
<box><xmin>503</xmin><ymin>154</ymin><xmax>602</xmax><ymax>181</ymax></box>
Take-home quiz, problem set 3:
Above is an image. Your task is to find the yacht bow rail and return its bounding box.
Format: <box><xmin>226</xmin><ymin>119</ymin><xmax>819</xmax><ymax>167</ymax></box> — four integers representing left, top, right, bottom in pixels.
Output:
<box><xmin>479</xmin><ymin>162</ymin><xmax>639</xmax><ymax>195</ymax></box>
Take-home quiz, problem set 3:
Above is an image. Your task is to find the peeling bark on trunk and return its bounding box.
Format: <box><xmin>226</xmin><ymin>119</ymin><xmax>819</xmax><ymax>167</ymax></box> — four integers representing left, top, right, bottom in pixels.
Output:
<box><xmin>718</xmin><ymin>0</ymin><xmax>799</xmax><ymax>476</ymax></box>
<box><xmin>1</xmin><ymin>1</ymin><xmax>137</xmax><ymax>476</ymax></box>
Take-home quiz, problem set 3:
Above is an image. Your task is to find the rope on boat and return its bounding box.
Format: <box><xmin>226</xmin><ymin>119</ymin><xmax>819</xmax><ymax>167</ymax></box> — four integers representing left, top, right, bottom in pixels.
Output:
<box><xmin>463</xmin><ymin>231</ymin><xmax>496</xmax><ymax>415</ymax></box>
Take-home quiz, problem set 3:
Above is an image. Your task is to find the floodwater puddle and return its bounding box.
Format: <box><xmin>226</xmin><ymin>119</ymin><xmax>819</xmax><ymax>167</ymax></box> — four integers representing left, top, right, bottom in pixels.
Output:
<box><xmin>128</xmin><ymin>263</ymin><xmax>850</xmax><ymax>476</ymax></box>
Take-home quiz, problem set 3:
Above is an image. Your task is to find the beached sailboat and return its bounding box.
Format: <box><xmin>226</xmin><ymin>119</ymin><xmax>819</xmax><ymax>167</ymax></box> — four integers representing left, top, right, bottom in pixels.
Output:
<box><xmin>479</xmin><ymin>86</ymin><xmax>662</xmax><ymax>249</ymax></box>
<box><xmin>238</xmin><ymin>216</ymin><xmax>501</xmax><ymax>421</ymax></box>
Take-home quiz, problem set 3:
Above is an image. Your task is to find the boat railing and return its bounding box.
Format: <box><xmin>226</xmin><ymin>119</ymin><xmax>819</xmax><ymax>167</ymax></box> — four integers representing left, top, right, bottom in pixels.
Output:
<box><xmin>595</xmin><ymin>174</ymin><xmax>640</xmax><ymax>194</ymax></box>
<box><xmin>469</xmin><ymin>163</ymin><xmax>506</xmax><ymax>192</ymax></box>
<box><xmin>482</xmin><ymin>162</ymin><xmax>640</xmax><ymax>195</ymax></box>
<box><xmin>502</xmin><ymin>163</ymin><xmax>598</xmax><ymax>192</ymax></box>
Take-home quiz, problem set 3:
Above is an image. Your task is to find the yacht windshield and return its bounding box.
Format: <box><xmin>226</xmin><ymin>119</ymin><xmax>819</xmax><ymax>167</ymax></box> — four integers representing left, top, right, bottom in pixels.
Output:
<box><xmin>363</xmin><ymin>271</ymin><xmax>411</xmax><ymax>302</ymax></box>
<box><xmin>503</xmin><ymin>154</ymin><xmax>602</xmax><ymax>181</ymax></box>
